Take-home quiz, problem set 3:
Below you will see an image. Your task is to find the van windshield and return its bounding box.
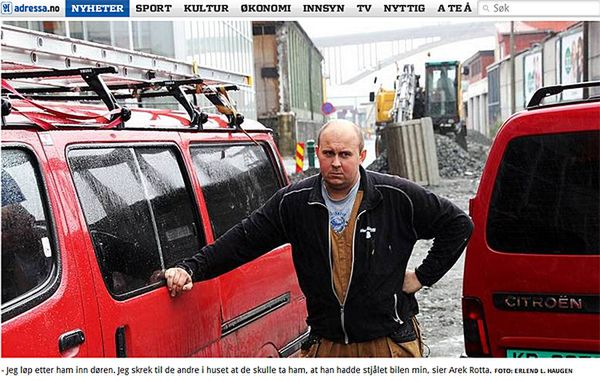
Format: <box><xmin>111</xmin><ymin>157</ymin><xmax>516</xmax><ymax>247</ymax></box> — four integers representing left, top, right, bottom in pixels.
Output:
<box><xmin>487</xmin><ymin>130</ymin><xmax>599</xmax><ymax>255</ymax></box>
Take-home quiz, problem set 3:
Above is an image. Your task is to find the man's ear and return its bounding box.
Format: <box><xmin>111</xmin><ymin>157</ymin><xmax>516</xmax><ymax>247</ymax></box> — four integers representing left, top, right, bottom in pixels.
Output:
<box><xmin>359</xmin><ymin>149</ymin><xmax>367</xmax><ymax>163</ymax></box>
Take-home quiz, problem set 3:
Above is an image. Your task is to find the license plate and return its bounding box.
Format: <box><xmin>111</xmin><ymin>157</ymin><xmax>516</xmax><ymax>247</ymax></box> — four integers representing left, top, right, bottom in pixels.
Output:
<box><xmin>507</xmin><ymin>349</ymin><xmax>600</xmax><ymax>358</ymax></box>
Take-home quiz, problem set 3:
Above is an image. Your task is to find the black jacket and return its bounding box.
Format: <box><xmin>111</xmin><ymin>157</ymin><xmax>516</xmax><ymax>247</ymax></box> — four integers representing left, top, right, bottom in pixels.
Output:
<box><xmin>178</xmin><ymin>167</ymin><xmax>473</xmax><ymax>343</ymax></box>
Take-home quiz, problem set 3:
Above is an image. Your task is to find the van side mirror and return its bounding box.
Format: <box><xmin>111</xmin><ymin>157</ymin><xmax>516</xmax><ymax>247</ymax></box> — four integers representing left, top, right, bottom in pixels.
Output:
<box><xmin>462</xmin><ymin>66</ymin><xmax>470</xmax><ymax>76</ymax></box>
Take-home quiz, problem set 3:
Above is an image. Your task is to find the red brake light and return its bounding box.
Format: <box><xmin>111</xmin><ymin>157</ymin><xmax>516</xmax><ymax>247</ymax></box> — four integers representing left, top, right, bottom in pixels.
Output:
<box><xmin>468</xmin><ymin>197</ymin><xmax>475</xmax><ymax>217</ymax></box>
<box><xmin>462</xmin><ymin>297</ymin><xmax>491</xmax><ymax>357</ymax></box>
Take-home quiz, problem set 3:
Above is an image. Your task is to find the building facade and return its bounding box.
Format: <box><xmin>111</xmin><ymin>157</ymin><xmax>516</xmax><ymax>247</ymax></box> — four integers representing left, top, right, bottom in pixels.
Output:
<box><xmin>463</xmin><ymin>50</ymin><xmax>495</xmax><ymax>136</ymax></box>
<box><xmin>486</xmin><ymin>21</ymin><xmax>597</xmax><ymax>136</ymax></box>
<box><xmin>253</xmin><ymin>21</ymin><xmax>325</xmax><ymax>156</ymax></box>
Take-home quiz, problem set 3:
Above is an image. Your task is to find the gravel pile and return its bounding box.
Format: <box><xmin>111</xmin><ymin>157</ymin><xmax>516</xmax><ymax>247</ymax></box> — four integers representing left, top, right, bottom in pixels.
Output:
<box><xmin>366</xmin><ymin>150</ymin><xmax>389</xmax><ymax>174</ymax></box>
<box><xmin>366</xmin><ymin>131</ymin><xmax>491</xmax><ymax>179</ymax></box>
<box><xmin>466</xmin><ymin>129</ymin><xmax>493</xmax><ymax>146</ymax></box>
<box><xmin>436</xmin><ymin>134</ymin><xmax>489</xmax><ymax>178</ymax></box>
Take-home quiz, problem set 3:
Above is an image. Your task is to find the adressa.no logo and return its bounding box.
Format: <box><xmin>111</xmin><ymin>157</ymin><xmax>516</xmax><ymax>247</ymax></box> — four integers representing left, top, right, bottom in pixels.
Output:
<box><xmin>1</xmin><ymin>2</ymin><xmax>13</xmax><ymax>14</ymax></box>
<box><xmin>1</xmin><ymin>2</ymin><xmax>60</xmax><ymax>13</ymax></box>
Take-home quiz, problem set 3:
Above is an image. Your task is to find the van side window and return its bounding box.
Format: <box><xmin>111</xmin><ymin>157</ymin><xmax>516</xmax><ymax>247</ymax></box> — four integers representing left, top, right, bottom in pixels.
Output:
<box><xmin>1</xmin><ymin>149</ymin><xmax>54</xmax><ymax>305</ymax></box>
<box><xmin>68</xmin><ymin>147</ymin><xmax>204</xmax><ymax>296</ymax></box>
<box><xmin>190</xmin><ymin>144</ymin><xmax>281</xmax><ymax>238</ymax></box>
<box><xmin>487</xmin><ymin>131</ymin><xmax>600</xmax><ymax>254</ymax></box>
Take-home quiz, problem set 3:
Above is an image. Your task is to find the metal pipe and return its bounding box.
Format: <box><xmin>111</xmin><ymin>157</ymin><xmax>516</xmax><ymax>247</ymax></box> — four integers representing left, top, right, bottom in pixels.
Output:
<box><xmin>510</xmin><ymin>21</ymin><xmax>516</xmax><ymax>114</ymax></box>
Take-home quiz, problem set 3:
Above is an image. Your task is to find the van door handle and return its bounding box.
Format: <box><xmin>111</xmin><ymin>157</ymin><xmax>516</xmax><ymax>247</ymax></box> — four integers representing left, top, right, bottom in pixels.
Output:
<box><xmin>58</xmin><ymin>329</ymin><xmax>85</xmax><ymax>352</ymax></box>
<box><xmin>115</xmin><ymin>326</ymin><xmax>127</xmax><ymax>357</ymax></box>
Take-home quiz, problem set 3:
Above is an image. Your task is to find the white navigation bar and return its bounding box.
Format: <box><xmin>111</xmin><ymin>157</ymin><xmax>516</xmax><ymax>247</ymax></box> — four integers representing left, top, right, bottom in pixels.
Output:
<box><xmin>1</xmin><ymin>0</ymin><xmax>598</xmax><ymax>18</ymax></box>
<box><xmin>478</xmin><ymin>1</ymin><xmax>600</xmax><ymax>16</ymax></box>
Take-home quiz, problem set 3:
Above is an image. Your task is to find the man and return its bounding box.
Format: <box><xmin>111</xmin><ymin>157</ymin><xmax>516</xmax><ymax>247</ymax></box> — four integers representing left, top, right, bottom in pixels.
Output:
<box><xmin>436</xmin><ymin>69</ymin><xmax>455</xmax><ymax>101</ymax></box>
<box><xmin>436</xmin><ymin>69</ymin><xmax>456</xmax><ymax>115</ymax></box>
<box><xmin>165</xmin><ymin>119</ymin><xmax>473</xmax><ymax>357</ymax></box>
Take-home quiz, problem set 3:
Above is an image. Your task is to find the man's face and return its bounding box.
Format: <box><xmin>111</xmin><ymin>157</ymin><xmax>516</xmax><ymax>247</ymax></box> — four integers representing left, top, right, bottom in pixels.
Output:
<box><xmin>317</xmin><ymin>123</ymin><xmax>366</xmax><ymax>197</ymax></box>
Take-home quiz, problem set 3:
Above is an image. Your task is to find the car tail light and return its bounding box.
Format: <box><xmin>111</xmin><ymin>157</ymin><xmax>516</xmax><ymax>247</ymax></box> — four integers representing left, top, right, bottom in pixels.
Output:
<box><xmin>468</xmin><ymin>197</ymin><xmax>475</xmax><ymax>217</ymax></box>
<box><xmin>462</xmin><ymin>297</ymin><xmax>491</xmax><ymax>357</ymax></box>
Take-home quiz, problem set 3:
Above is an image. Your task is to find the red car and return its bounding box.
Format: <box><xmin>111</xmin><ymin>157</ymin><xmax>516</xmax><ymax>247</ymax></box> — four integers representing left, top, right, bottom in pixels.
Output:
<box><xmin>1</xmin><ymin>68</ymin><xmax>307</xmax><ymax>357</ymax></box>
<box><xmin>462</xmin><ymin>82</ymin><xmax>600</xmax><ymax>358</ymax></box>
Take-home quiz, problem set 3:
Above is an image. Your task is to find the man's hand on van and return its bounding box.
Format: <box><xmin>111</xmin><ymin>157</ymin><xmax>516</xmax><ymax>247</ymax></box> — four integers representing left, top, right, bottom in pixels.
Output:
<box><xmin>164</xmin><ymin>267</ymin><xmax>193</xmax><ymax>297</ymax></box>
<box><xmin>402</xmin><ymin>270</ymin><xmax>422</xmax><ymax>294</ymax></box>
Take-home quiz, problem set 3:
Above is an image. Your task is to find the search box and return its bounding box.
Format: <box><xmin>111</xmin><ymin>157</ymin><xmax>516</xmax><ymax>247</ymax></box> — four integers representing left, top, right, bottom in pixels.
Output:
<box><xmin>479</xmin><ymin>1</ymin><xmax>600</xmax><ymax>16</ymax></box>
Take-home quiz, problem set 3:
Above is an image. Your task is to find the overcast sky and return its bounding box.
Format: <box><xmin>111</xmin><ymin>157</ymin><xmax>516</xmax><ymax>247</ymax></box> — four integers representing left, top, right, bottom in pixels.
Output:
<box><xmin>299</xmin><ymin>18</ymin><xmax>474</xmax><ymax>39</ymax></box>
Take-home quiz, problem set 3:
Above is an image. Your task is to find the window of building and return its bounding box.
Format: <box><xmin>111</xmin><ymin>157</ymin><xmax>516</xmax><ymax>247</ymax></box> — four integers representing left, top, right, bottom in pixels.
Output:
<box><xmin>4</xmin><ymin>21</ymin><xmax>65</xmax><ymax>35</ymax></box>
<box><xmin>2</xmin><ymin>149</ymin><xmax>55</xmax><ymax>306</ymax></box>
<box><xmin>4</xmin><ymin>21</ymin><xmax>29</xmax><ymax>29</ymax></box>
<box><xmin>487</xmin><ymin>131</ymin><xmax>600</xmax><ymax>254</ymax></box>
<box><xmin>112</xmin><ymin>21</ymin><xmax>131</xmax><ymax>49</ymax></box>
<box><xmin>68</xmin><ymin>21</ymin><xmax>84</xmax><ymax>40</ymax></box>
<box><xmin>68</xmin><ymin>146</ymin><xmax>204</xmax><ymax>297</ymax></box>
<box><xmin>190</xmin><ymin>143</ymin><xmax>282</xmax><ymax>238</ymax></box>
<box><xmin>86</xmin><ymin>21</ymin><xmax>111</xmax><ymax>45</ymax></box>
<box><xmin>43</xmin><ymin>21</ymin><xmax>66</xmax><ymax>36</ymax></box>
<box><xmin>470</xmin><ymin>61</ymin><xmax>481</xmax><ymax>77</ymax></box>
<box><xmin>132</xmin><ymin>22</ymin><xmax>174</xmax><ymax>58</ymax></box>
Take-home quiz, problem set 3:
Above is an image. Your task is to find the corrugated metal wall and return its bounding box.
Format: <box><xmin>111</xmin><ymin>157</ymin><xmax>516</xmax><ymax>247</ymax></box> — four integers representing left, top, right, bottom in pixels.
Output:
<box><xmin>253</xmin><ymin>21</ymin><xmax>326</xmax><ymax>154</ymax></box>
<box><xmin>287</xmin><ymin>22</ymin><xmax>326</xmax><ymax>143</ymax></box>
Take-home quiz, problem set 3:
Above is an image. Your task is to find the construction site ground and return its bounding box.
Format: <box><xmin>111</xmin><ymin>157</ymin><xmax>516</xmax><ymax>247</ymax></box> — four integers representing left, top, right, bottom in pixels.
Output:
<box><xmin>409</xmin><ymin>177</ymin><xmax>478</xmax><ymax>357</ymax></box>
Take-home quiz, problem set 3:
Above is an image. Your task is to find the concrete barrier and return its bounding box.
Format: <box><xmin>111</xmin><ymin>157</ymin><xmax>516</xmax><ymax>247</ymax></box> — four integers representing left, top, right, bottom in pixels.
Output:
<box><xmin>383</xmin><ymin>117</ymin><xmax>440</xmax><ymax>186</ymax></box>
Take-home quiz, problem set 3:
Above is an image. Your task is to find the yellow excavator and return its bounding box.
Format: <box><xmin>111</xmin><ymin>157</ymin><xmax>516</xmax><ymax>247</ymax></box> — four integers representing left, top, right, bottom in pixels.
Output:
<box><xmin>370</xmin><ymin>61</ymin><xmax>467</xmax><ymax>155</ymax></box>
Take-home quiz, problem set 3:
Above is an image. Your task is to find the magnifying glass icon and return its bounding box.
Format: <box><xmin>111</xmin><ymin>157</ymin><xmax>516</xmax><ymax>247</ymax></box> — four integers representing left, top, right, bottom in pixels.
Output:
<box><xmin>483</xmin><ymin>4</ymin><xmax>489</xmax><ymax>11</ymax></box>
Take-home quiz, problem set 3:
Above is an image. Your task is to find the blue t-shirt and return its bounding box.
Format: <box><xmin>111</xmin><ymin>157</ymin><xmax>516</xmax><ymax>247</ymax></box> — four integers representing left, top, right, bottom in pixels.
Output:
<box><xmin>321</xmin><ymin>175</ymin><xmax>360</xmax><ymax>233</ymax></box>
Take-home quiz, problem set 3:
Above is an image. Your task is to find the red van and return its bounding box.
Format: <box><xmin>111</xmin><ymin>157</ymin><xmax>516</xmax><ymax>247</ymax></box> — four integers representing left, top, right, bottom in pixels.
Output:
<box><xmin>462</xmin><ymin>82</ymin><xmax>600</xmax><ymax>358</ymax></box>
<box><xmin>1</xmin><ymin>67</ymin><xmax>307</xmax><ymax>357</ymax></box>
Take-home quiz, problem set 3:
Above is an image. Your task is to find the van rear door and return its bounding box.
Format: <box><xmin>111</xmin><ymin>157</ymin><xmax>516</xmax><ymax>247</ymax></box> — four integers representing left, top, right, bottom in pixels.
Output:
<box><xmin>465</xmin><ymin>105</ymin><xmax>600</xmax><ymax>357</ymax></box>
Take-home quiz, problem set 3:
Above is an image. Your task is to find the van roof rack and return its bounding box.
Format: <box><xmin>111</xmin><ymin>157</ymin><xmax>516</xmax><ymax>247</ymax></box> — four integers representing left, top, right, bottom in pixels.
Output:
<box><xmin>1</xmin><ymin>25</ymin><xmax>249</xmax><ymax>130</ymax></box>
<box><xmin>4</xmin><ymin>67</ymin><xmax>122</xmax><ymax>115</ymax></box>
<box><xmin>527</xmin><ymin>81</ymin><xmax>600</xmax><ymax>109</ymax></box>
<box><xmin>3</xmin><ymin>67</ymin><xmax>245</xmax><ymax>129</ymax></box>
<box><xmin>2</xmin><ymin>66</ymin><xmax>246</xmax><ymax>130</ymax></box>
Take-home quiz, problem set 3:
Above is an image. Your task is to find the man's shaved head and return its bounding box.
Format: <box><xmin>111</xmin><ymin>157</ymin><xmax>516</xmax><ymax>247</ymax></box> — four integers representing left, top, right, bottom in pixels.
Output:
<box><xmin>317</xmin><ymin>119</ymin><xmax>364</xmax><ymax>152</ymax></box>
<box><xmin>316</xmin><ymin>119</ymin><xmax>367</xmax><ymax>199</ymax></box>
